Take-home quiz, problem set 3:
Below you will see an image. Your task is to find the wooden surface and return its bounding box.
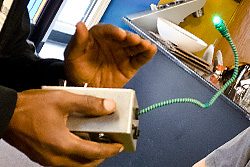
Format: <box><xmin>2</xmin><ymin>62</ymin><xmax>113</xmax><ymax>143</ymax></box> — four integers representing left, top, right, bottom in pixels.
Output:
<box><xmin>158</xmin><ymin>0</ymin><xmax>240</xmax><ymax>59</ymax></box>
<box><xmin>214</xmin><ymin>0</ymin><xmax>250</xmax><ymax>67</ymax></box>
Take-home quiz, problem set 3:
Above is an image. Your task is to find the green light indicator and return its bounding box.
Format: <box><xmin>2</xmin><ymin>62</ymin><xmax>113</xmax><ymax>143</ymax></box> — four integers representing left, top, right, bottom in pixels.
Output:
<box><xmin>213</xmin><ymin>16</ymin><xmax>222</xmax><ymax>26</ymax></box>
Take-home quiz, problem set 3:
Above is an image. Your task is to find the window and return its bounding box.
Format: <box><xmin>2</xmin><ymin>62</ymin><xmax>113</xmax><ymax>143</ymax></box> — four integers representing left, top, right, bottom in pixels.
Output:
<box><xmin>52</xmin><ymin>0</ymin><xmax>92</xmax><ymax>36</ymax></box>
<box><xmin>27</xmin><ymin>0</ymin><xmax>111</xmax><ymax>59</ymax></box>
<box><xmin>48</xmin><ymin>0</ymin><xmax>111</xmax><ymax>44</ymax></box>
<box><xmin>28</xmin><ymin>0</ymin><xmax>48</xmax><ymax>25</ymax></box>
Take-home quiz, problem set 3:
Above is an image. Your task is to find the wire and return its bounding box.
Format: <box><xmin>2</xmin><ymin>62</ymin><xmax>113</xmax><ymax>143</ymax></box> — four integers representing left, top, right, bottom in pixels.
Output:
<box><xmin>140</xmin><ymin>16</ymin><xmax>238</xmax><ymax>115</ymax></box>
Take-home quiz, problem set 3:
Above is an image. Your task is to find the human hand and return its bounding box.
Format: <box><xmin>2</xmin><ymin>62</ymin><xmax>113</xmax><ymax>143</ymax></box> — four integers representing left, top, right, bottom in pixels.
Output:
<box><xmin>3</xmin><ymin>89</ymin><xmax>123</xmax><ymax>167</ymax></box>
<box><xmin>64</xmin><ymin>22</ymin><xmax>157</xmax><ymax>88</ymax></box>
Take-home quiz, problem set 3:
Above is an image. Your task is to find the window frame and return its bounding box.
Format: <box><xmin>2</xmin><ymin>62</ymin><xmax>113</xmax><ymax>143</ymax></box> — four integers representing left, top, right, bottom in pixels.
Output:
<box><xmin>48</xmin><ymin>0</ymin><xmax>111</xmax><ymax>44</ymax></box>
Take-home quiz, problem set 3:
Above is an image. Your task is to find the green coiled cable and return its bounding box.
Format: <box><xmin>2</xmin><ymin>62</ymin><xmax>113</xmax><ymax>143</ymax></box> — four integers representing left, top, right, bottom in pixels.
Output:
<box><xmin>140</xmin><ymin>16</ymin><xmax>239</xmax><ymax>115</ymax></box>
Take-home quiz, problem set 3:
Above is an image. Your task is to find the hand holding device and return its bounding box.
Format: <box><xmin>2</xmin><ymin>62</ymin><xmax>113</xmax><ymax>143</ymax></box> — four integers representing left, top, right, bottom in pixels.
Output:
<box><xmin>3</xmin><ymin>89</ymin><xmax>123</xmax><ymax>167</ymax></box>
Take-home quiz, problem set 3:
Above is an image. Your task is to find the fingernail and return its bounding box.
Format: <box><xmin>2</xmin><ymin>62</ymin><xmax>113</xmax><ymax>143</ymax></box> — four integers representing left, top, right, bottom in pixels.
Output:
<box><xmin>119</xmin><ymin>146</ymin><xmax>124</xmax><ymax>152</ymax></box>
<box><xmin>104</xmin><ymin>99</ymin><xmax>116</xmax><ymax>111</ymax></box>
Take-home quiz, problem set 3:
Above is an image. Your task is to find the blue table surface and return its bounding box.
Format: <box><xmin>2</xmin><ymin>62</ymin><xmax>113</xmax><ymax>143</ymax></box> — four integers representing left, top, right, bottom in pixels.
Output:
<box><xmin>98</xmin><ymin>50</ymin><xmax>250</xmax><ymax>167</ymax></box>
<box><xmin>99</xmin><ymin>1</ymin><xmax>250</xmax><ymax>166</ymax></box>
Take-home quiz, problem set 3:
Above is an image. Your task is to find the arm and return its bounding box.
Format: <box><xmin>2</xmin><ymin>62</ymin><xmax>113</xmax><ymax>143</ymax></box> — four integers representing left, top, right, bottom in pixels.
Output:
<box><xmin>0</xmin><ymin>6</ymin><xmax>65</xmax><ymax>139</ymax></box>
<box><xmin>0</xmin><ymin>8</ymin><xmax>65</xmax><ymax>92</ymax></box>
<box><xmin>193</xmin><ymin>126</ymin><xmax>250</xmax><ymax>167</ymax></box>
<box><xmin>3</xmin><ymin>89</ymin><xmax>124</xmax><ymax>166</ymax></box>
<box><xmin>0</xmin><ymin>86</ymin><xmax>17</xmax><ymax>138</ymax></box>
<box><xmin>0</xmin><ymin>5</ymin><xmax>157</xmax><ymax>90</ymax></box>
<box><xmin>1</xmin><ymin>3</ymin><xmax>156</xmax><ymax>166</ymax></box>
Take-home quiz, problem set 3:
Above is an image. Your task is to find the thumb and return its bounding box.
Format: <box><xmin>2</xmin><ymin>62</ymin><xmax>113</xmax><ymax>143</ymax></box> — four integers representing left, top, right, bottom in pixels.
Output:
<box><xmin>59</xmin><ymin>91</ymin><xmax>116</xmax><ymax>117</ymax></box>
<box><xmin>74</xmin><ymin>21</ymin><xmax>89</xmax><ymax>47</ymax></box>
<box><xmin>83</xmin><ymin>97</ymin><xmax>116</xmax><ymax>116</ymax></box>
<box><xmin>64</xmin><ymin>22</ymin><xmax>89</xmax><ymax>58</ymax></box>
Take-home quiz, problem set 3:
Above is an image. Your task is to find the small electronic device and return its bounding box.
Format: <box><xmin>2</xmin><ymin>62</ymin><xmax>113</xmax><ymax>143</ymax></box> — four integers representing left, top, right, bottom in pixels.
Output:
<box><xmin>42</xmin><ymin>86</ymin><xmax>140</xmax><ymax>152</ymax></box>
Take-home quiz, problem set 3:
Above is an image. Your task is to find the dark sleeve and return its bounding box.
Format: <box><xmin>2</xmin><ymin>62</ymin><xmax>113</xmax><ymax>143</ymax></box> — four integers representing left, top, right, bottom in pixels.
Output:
<box><xmin>205</xmin><ymin>126</ymin><xmax>250</xmax><ymax>167</ymax></box>
<box><xmin>0</xmin><ymin>6</ymin><xmax>65</xmax><ymax>137</ymax></box>
<box><xmin>0</xmin><ymin>8</ymin><xmax>65</xmax><ymax>92</ymax></box>
<box><xmin>0</xmin><ymin>86</ymin><xmax>17</xmax><ymax>138</ymax></box>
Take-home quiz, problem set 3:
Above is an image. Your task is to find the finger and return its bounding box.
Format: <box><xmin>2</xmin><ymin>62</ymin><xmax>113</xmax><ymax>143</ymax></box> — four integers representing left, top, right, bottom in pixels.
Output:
<box><xmin>56</xmin><ymin>91</ymin><xmax>116</xmax><ymax>116</ymax></box>
<box><xmin>69</xmin><ymin>134</ymin><xmax>124</xmax><ymax>160</ymax></box>
<box><xmin>74</xmin><ymin>22</ymin><xmax>89</xmax><ymax>47</ymax></box>
<box><xmin>43</xmin><ymin>154</ymin><xmax>104</xmax><ymax>167</ymax></box>
<box><xmin>124</xmin><ymin>39</ymin><xmax>153</xmax><ymax>56</ymax></box>
<box><xmin>122</xmin><ymin>31</ymin><xmax>142</xmax><ymax>46</ymax></box>
<box><xmin>130</xmin><ymin>43</ymin><xmax>157</xmax><ymax>70</ymax></box>
<box><xmin>68</xmin><ymin>154</ymin><xmax>105</xmax><ymax>167</ymax></box>
<box><xmin>91</xmin><ymin>23</ymin><xmax>145</xmax><ymax>48</ymax></box>
<box><xmin>82</xmin><ymin>159</ymin><xmax>105</xmax><ymax>167</ymax></box>
<box><xmin>64</xmin><ymin>22</ymin><xmax>89</xmax><ymax>58</ymax></box>
<box><xmin>91</xmin><ymin>23</ymin><xmax>127</xmax><ymax>41</ymax></box>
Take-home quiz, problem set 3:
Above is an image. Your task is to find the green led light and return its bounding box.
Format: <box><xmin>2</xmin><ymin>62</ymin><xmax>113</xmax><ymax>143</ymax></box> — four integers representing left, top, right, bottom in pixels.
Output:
<box><xmin>213</xmin><ymin>16</ymin><xmax>222</xmax><ymax>27</ymax></box>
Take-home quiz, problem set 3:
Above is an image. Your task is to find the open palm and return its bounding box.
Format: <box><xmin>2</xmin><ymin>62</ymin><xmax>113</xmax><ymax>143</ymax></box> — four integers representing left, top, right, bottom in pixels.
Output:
<box><xmin>64</xmin><ymin>22</ymin><xmax>157</xmax><ymax>88</ymax></box>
